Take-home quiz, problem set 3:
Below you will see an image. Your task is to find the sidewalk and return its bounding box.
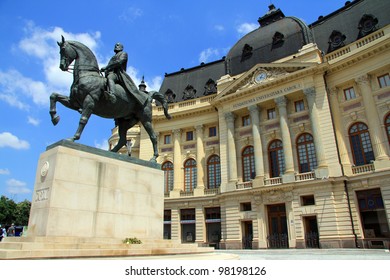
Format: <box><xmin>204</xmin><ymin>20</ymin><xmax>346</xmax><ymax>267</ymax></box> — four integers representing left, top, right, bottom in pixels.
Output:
<box><xmin>223</xmin><ymin>248</ymin><xmax>390</xmax><ymax>260</ymax></box>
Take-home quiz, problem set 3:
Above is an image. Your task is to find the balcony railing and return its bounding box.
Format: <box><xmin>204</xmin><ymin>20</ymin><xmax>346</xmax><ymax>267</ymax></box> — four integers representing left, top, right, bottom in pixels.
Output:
<box><xmin>264</xmin><ymin>177</ymin><xmax>282</xmax><ymax>186</ymax></box>
<box><xmin>236</xmin><ymin>181</ymin><xmax>253</xmax><ymax>190</ymax></box>
<box><xmin>352</xmin><ymin>163</ymin><xmax>375</xmax><ymax>175</ymax></box>
<box><xmin>204</xmin><ymin>188</ymin><xmax>220</xmax><ymax>195</ymax></box>
<box><xmin>180</xmin><ymin>190</ymin><xmax>194</xmax><ymax>197</ymax></box>
<box><xmin>295</xmin><ymin>171</ymin><xmax>316</xmax><ymax>181</ymax></box>
<box><xmin>325</xmin><ymin>27</ymin><xmax>387</xmax><ymax>62</ymax></box>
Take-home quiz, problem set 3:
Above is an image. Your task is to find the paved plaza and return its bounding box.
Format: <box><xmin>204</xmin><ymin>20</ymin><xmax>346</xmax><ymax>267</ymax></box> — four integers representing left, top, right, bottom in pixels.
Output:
<box><xmin>223</xmin><ymin>248</ymin><xmax>390</xmax><ymax>260</ymax></box>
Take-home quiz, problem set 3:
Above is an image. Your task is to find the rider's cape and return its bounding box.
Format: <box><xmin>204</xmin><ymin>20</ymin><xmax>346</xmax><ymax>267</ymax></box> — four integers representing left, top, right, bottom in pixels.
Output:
<box><xmin>118</xmin><ymin>71</ymin><xmax>148</xmax><ymax>107</ymax></box>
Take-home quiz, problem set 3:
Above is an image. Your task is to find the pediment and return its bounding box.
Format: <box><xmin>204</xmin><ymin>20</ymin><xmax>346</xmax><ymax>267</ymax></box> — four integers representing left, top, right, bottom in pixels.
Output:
<box><xmin>214</xmin><ymin>62</ymin><xmax>316</xmax><ymax>102</ymax></box>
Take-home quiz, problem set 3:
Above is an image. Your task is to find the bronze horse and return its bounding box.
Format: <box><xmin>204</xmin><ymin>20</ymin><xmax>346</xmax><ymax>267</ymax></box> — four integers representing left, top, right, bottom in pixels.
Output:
<box><xmin>50</xmin><ymin>36</ymin><xmax>169</xmax><ymax>161</ymax></box>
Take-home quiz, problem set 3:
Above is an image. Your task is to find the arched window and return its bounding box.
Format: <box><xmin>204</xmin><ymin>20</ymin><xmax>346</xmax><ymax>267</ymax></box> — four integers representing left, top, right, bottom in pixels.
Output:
<box><xmin>184</xmin><ymin>158</ymin><xmax>197</xmax><ymax>192</ymax></box>
<box><xmin>242</xmin><ymin>146</ymin><xmax>255</xmax><ymax>182</ymax></box>
<box><xmin>268</xmin><ymin>140</ymin><xmax>285</xmax><ymax>178</ymax></box>
<box><xmin>207</xmin><ymin>155</ymin><xmax>221</xmax><ymax>189</ymax></box>
<box><xmin>385</xmin><ymin>113</ymin><xmax>390</xmax><ymax>146</ymax></box>
<box><xmin>349</xmin><ymin>122</ymin><xmax>374</xmax><ymax>166</ymax></box>
<box><xmin>162</xmin><ymin>161</ymin><xmax>174</xmax><ymax>193</ymax></box>
<box><xmin>297</xmin><ymin>133</ymin><xmax>318</xmax><ymax>173</ymax></box>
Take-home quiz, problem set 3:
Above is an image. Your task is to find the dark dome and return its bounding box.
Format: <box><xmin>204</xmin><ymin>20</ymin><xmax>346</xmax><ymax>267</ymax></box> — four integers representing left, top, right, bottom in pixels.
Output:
<box><xmin>226</xmin><ymin>16</ymin><xmax>314</xmax><ymax>76</ymax></box>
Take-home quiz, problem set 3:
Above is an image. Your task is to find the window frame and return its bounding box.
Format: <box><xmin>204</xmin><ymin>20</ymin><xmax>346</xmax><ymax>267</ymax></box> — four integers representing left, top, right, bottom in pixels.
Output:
<box><xmin>242</xmin><ymin>146</ymin><xmax>255</xmax><ymax>182</ymax></box>
<box><xmin>296</xmin><ymin>133</ymin><xmax>318</xmax><ymax>173</ymax></box>
<box><xmin>295</xmin><ymin>100</ymin><xmax>305</xmax><ymax>112</ymax></box>
<box><xmin>184</xmin><ymin>158</ymin><xmax>197</xmax><ymax>192</ymax></box>
<box><xmin>207</xmin><ymin>155</ymin><xmax>221</xmax><ymax>189</ymax></box>
<box><xmin>162</xmin><ymin>161</ymin><xmax>174</xmax><ymax>193</ymax></box>
<box><xmin>378</xmin><ymin>73</ymin><xmax>390</xmax><ymax>88</ymax></box>
<box><xmin>242</xmin><ymin>115</ymin><xmax>251</xmax><ymax>127</ymax></box>
<box><xmin>343</xmin><ymin>87</ymin><xmax>357</xmax><ymax>101</ymax></box>
<box><xmin>164</xmin><ymin>134</ymin><xmax>171</xmax><ymax>145</ymax></box>
<box><xmin>348</xmin><ymin>122</ymin><xmax>375</xmax><ymax>166</ymax></box>
<box><xmin>267</xmin><ymin>108</ymin><xmax>276</xmax><ymax>120</ymax></box>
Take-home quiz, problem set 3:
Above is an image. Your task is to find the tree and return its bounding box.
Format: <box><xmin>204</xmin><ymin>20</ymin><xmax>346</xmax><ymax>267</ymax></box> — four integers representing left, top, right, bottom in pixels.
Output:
<box><xmin>0</xmin><ymin>195</ymin><xmax>31</xmax><ymax>226</ymax></box>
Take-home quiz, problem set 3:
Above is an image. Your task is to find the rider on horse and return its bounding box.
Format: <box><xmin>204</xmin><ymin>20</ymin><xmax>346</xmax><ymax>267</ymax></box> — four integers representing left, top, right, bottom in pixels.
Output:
<box><xmin>100</xmin><ymin>43</ymin><xmax>148</xmax><ymax>107</ymax></box>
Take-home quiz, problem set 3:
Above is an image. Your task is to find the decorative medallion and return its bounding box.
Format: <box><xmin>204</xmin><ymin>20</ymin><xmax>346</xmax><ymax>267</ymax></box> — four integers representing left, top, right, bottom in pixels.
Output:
<box><xmin>40</xmin><ymin>161</ymin><xmax>50</xmax><ymax>177</ymax></box>
<box><xmin>254</xmin><ymin>70</ymin><xmax>268</xmax><ymax>83</ymax></box>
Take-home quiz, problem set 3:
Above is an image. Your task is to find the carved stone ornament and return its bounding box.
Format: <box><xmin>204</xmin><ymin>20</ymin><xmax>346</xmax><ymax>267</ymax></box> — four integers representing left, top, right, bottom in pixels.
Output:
<box><xmin>40</xmin><ymin>161</ymin><xmax>50</xmax><ymax>177</ymax></box>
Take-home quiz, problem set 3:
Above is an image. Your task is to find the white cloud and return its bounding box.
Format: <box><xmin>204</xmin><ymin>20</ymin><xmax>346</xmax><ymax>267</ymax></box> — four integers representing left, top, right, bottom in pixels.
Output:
<box><xmin>0</xmin><ymin>69</ymin><xmax>48</xmax><ymax>110</ymax></box>
<box><xmin>6</xmin><ymin>179</ymin><xmax>31</xmax><ymax>195</ymax></box>
<box><xmin>94</xmin><ymin>139</ymin><xmax>109</xmax><ymax>150</ymax></box>
<box><xmin>119</xmin><ymin>7</ymin><xmax>143</xmax><ymax>22</ymax></box>
<box><xmin>0</xmin><ymin>132</ymin><xmax>30</xmax><ymax>149</ymax></box>
<box><xmin>199</xmin><ymin>48</ymin><xmax>221</xmax><ymax>63</ymax></box>
<box><xmin>147</xmin><ymin>76</ymin><xmax>163</xmax><ymax>91</ymax></box>
<box><xmin>236</xmin><ymin>23</ymin><xmax>258</xmax><ymax>36</ymax></box>
<box><xmin>0</xmin><ymin>168</ymin><xmax>10</xmax><ymax>175</ymax></box>
<box><xmin>214</xmin><ymin>25</ymin><xmax>225</xmax><ymax>32</ymax></box>
<box><xmin>27</xmin><ymin>116</ymin><xmax>40</xmax><ymax>126</ymax></box>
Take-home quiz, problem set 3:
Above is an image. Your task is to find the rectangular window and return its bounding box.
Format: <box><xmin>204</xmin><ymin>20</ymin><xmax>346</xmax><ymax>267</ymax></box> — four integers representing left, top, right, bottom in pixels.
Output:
<box><xmin>209</xmin><ymin>126</ymin><xmax>217</xmax><ymax>137</ymax></box>
<box><xmin>164</xmin><ymin>134</ymin><xmax>171</xmax><ymax>144</ymax></box>
<box><xmin>242</xmin><ymin>115</ymin><xmax>251</xmax><ymax>126</ymax></box>
<box><xmin>295</xmin><ymin>100</ymin><xmax>305</xmax><ymax>112</ymax></box>
<box><xmin>267</xmin><ymin>108</ymin><xmax>276</xmax><ymax>120</ymax></box>
<box><xmin>186</xmin><ymin>131</ymin><xmax>194</xmax><ymax>141</ymax></box>
<box><xmin>344</xmin><ymin>87</ymin><xmax>356</xmax><ymax>100</ymax></box>
<box><xmin>378</xmin><ymin>73</ymin><xmax>390</xmax><ymax>88</ymax></box>
<box><xmin>240</xmin><ymin>202</ymin><xmax>252</xmax><ymax>211</ymax></box>
<box><xmin>301</xmin><ymin>195</ymin><xmax>315</xmax><ymax>206</ymax></box>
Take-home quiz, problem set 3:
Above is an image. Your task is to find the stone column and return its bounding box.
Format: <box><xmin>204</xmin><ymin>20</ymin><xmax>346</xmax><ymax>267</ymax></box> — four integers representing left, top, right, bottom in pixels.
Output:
<box><xmin>248</xmin><ymin>105</ymin><xmax>264</xmax><ymax>187</ymax></box>
<box><xmin>356</xmin><ymin>75</ymin><xmax>389</xmax><ymax>161</ymax></box>
<box><xmin>275</xmin><ymin>96</ymin><xmax>295</xmax><ymax>182</ymax></box>
<box><xmin>304</xmin><ymin>87</ymin><xmax>328</xmax><ymax>177</ymax></box>
<box><xmin>172</xmin><ymin>129</ymin><xmax>182</xmax><ymax>194</ymax></box>
<box><xmin>171</xmin><ymin>208</ymin><xmax>180</xmax><ymax>241</ymax></box>
<box><xmin>225</xmin><ymin>112</ymin><xmax>238</xmax><ymax>183</ymax></box>
<box><xmin>328</xmin><ymin>87</ymin><xmax>353</xmax><ymax>175</ymax></box>
<box><xmin>195</xmin><ymin>125</ymin><xmax>205</xmax><ymax>189</ymax></box>
<box><xmin>195</xmin><ymin>206</ymin><xmax>205</xmax><ymax>243</ymax></box>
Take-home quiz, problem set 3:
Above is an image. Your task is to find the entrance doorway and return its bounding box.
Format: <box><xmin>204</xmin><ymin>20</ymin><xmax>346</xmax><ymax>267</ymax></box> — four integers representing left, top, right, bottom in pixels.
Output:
<box><xmin>303</xmin><ymin>216</ymin><xmax>319</xmax><ymax>248</ymax></box>
<box><xmin>267</xmin><ymin>204</ymin><xmax>289</xmax><ymax>248</ymax></box>
<box><xmin>242</xmin><ymin>221</ymin><xmax>253</xmax><ymax>249</ymax></box>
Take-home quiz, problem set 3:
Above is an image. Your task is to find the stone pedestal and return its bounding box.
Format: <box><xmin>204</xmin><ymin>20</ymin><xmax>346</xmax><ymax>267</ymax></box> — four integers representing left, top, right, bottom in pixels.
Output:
<box><xmin>28</xmin><ymin>140</ymin><xmax>163</xmax><ymax>241</ymax></box>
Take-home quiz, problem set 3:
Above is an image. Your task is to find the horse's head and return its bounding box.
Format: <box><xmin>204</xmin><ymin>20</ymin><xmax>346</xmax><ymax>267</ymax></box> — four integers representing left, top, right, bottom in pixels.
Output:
<box><xmin>57</xmin><ymin>36</ymin><xmax>77</xmax><ymax>71</ymax></box>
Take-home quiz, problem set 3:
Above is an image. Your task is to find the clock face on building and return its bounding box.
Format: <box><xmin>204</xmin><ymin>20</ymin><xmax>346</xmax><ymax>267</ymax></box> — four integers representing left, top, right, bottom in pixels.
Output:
<box><xmin>255</xmin><ymin>71</ymin><xmax>267</xmax><ymax>83</ymax></box>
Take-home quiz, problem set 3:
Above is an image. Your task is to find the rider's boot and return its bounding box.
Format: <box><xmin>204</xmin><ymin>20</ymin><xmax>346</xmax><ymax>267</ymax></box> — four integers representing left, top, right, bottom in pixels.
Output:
<box><xmin>105</xmin><ymin>80</ymin><xmax>117</xmax><ymax>103</ymax></box>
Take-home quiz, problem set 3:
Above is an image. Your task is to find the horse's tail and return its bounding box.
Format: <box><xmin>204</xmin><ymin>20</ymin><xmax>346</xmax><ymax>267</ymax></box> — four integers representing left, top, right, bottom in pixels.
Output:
<box><xmin>151</xmin><ymin>91</ymin><xmax>171</xmax><ymax>120</ymax></box>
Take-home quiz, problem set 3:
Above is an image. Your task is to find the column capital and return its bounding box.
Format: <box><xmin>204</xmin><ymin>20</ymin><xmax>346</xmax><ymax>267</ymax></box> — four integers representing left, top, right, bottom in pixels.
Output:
<box><xmin>172</xmin><ymin>129</ymin><xmax>181</xmax><ymax>137</ymax></box>
<box><xmin>303</xmin><ymin>87</ymin><xmax>316</xmax><ymax>98</ymax></box>
<box><xmin>248</xmin><ymin>104</ymin><xmax>259</xmax><ymax>114</ymax></box>
<box><xmin>328</xmin><ymin>86</ymin><xmax>338</xmax><ymax>97</ymax></box>
<box><xmin>195</xmin><ymin>125</ymin><xmax>204</xmax><ymax>132</ymax></box>
<box><xmin>355</xmin><ymin>74</ymin><xmax>370</xmax><ymax>86</ymax></box>
<box><xmin>275</xmin><ymin>96</ymin><xmax>287</xmax><ymax>107</ymax></box>
<box><xmin>224</xmin><ymin>112</ymin><xmax>236</xmax><ymax>123</ymax></box>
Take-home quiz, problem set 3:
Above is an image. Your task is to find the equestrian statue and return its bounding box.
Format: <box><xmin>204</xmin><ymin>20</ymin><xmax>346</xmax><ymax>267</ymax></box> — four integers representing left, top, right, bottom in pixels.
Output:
<box><xmin>49</xmin><ymin>36</ymin><xmax>171</xmax><ymax>162</ymax></box>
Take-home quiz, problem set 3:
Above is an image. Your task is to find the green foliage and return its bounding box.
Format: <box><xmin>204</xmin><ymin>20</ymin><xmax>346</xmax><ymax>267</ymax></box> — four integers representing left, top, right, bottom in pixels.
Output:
<box><xmin>122</xmin><ymin>237</ymin><xmax>142</xmax><ymax>244</ymax></box>
<box><xmin>0</xmin><ymin>196</ymin><xmax>31</xmax><ymax>226</ymax></box>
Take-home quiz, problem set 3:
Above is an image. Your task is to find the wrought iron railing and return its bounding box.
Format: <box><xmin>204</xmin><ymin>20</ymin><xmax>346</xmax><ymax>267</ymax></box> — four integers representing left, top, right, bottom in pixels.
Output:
<box><xmin>305</xmin><ymin>232</ymin><xmax>320</xmax><ymax>248</ymax></box>
<box><xmin>267</xmin><ymin>233</ymin><xmax>289</xmax><ymax>249</ymax></box>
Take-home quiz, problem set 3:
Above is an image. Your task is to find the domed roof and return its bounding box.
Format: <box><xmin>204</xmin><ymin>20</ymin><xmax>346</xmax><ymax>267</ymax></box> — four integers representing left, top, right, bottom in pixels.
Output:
<box><xmin>226</xmin><ymin>5</ymin><xmax>314</xmax><ymax>76</ymax></box>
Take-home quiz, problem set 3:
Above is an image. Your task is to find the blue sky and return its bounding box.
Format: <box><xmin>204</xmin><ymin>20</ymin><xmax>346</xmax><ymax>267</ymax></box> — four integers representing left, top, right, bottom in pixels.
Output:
<box><xmin>0</xmin><ymin>0</ymin><xmax>348</xmax><ymax>202</ymax></box>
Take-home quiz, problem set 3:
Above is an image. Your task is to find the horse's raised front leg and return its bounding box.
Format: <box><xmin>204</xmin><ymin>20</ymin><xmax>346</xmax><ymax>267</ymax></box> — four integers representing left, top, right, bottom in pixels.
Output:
<box><xmin>111</xmin><ymin>118</ymin><xmax>138</xmax><ymax>153</ymax></box>
<box><xmin>49</xmin><ymin>92</ymin><xmax>79</xmax><ymax>126</ymax></box>
<box><xmin>141</xmin><ymin>120</ymin><xmax>159</xmax><ymax>162</ymax></box>
<box><xmin>70</xmin><ymin>94</ymin><xmax>95</xmax><ymax>142</ymax></box>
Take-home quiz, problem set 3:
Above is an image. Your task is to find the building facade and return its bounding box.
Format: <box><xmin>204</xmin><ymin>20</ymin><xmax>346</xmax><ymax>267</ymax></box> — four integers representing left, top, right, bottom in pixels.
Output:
<box><xmin>109</xmin><ymin>0</ymin><xmax>390</xmax><ymax>249</ymax></box>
